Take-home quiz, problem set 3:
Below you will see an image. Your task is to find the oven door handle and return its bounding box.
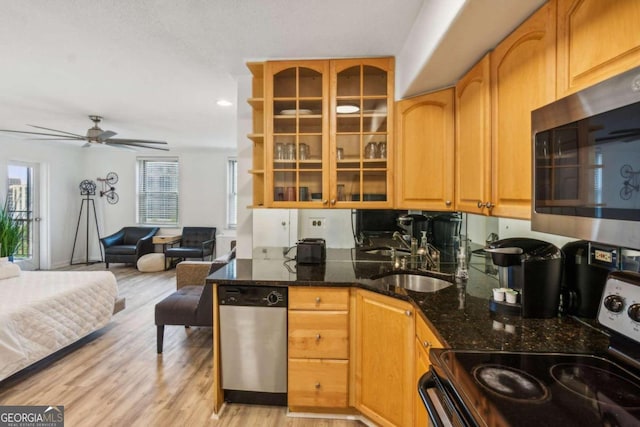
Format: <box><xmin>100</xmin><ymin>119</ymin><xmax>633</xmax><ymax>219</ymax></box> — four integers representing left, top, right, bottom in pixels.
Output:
<box><xmin>419</xmin><ymin>371</ymin><xmax>454</xmax><ymax>427</ymax></box>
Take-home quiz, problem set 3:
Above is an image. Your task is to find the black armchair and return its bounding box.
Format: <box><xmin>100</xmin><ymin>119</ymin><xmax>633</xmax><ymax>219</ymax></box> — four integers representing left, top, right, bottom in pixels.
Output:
<box><xmin>164</xmin><ymin>227</ymin><xmax>216</xmax><ymax>262</ymax></box>
<box><xmin>100</xmin><ymin>227</ymin><xmax>159</xmax><ymax>268</ymax></box>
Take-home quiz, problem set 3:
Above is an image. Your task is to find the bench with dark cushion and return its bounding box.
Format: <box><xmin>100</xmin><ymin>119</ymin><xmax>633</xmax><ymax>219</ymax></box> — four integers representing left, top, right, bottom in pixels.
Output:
<box><xmin>154</xmin><ymin>242</ymin><xmax>235</xmax><ymax>354</ymax></box>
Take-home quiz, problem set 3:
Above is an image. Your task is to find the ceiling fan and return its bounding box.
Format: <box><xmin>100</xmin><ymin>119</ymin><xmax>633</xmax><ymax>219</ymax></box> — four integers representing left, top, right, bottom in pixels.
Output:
<box><xmin>0</xmin><ymin>115</ymin><xmax>169</xmax><ymax>151</ymax></box>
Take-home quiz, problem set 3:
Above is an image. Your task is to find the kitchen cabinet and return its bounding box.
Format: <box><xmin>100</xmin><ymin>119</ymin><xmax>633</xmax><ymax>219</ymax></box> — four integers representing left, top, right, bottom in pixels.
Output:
<box><xmin>556</xmin><ymin>0</ymin><xmax>640</xmax><ymax>97</ymax></box>
<box><xmin>455</xmin><ymin>54</ymin><xmax>492</xmax><ymax>215</ymax></box>
<box><xmin>414</xmin><ymin>313</ymin><xmax>444</xmax><ymax>427</ymax></box>
<box><xmin>331</xmin><ymin>58</ymin><xmax>395</xmax><ymax>208</ymax></box>
<box><xmin>395</xmin><ymin>88</ymin><xmax>455</xmax><ymax>210</ymax></box>
<box><xmin>250</xmin><ymin>57</ymin><xmax>394</xmax><ymax>209</ymax></box>
<box><xmin>265</xmin><ymin>60</ymin><xmax>329</xmax><ymax>208</ymax></box>
<box><xmin>355</xmin><ymin>289</ymin><xmax>414</xmax><ymax>427</ymax></box>
<box><xmin>288</xmin><ymin>287</ymin><xmax>350</xmax><ymax>409</ymax></box>
<box><xmin>489</xmin><ymin>1</ymin><xmax>556</xmax><ymax>219</ymax></box>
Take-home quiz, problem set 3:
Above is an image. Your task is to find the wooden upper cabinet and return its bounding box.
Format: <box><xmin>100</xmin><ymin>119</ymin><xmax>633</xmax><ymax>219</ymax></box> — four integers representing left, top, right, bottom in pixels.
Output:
<box><xmin>331</xmin><ymin>58</ymin><xmax>395</xmax><ymax>208</ymax></box>
<box><xmin>557</xmin><ymin>0</ymin><xmax>640</xmax><ymax>97</ymax></box>
<box><xmin>490</xmin><ymin>1</ymin><xmax>556</xmax><ymax>220</ymax></box>
<box><xmin>395</xmin><ymin>88</ymin><xmax>455</xmax><ymax>211</ymax></box>
<box><xmin>455</xmin><ymin>54</ymin><xmax>492</xmax><ymax>215</ymax></box>
<box><xmin>265</xmin><ymin>60</ymin><xmax>330</xmax><ymax>208</ymax></box>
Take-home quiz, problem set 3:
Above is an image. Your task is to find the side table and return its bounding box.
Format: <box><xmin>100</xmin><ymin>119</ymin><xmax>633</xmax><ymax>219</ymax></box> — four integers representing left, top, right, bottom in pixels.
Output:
<box><xmin>153</xmin><ymin>235</ymin><xmax>182</xmax><ymax>270</ymax></box>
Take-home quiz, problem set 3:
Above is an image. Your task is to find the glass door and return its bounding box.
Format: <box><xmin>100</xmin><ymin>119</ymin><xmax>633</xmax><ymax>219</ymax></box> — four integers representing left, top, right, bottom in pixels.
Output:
<box><xmin>6</xmin><ymin>162</ymin><xmax>39</xmax><ymax>270</ymax></box>
<box><xmin>268</xmin><ymin>61</ymin><xmax>328</xmax><ymax>206</ymax></box>
<box><xmin>332</xmin><ymin>59</ymin><xmax>393</xmax><ymax>207</ymax></box>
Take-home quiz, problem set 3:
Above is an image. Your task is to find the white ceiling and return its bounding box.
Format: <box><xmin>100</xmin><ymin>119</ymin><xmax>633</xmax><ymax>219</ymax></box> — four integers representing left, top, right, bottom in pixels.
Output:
<box><xmin>0</xmin><ymin>0</ymin><xmax>545</xmax><ymax>150</ymax></box>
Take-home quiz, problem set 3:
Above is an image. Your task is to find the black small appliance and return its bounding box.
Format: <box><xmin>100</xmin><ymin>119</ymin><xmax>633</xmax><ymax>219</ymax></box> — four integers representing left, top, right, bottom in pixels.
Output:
<box><xmin>561</xmin><ymin>240</ymin><xmax>618</xmax><ymax>318</ymax></box>
<box><xmin>486</xmin><ymin>237</ymin><xmax>563</xmax><ymax>318</ymax></box>
<box><xmin>296</xmin><ymin>238</ymin><xmax>326</xmax><ymax>264</ymax></box>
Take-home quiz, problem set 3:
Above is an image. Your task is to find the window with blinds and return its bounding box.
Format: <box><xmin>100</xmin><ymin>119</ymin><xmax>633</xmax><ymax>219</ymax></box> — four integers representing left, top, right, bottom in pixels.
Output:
<box><xmin>227</xmin><ymin>158</ymin><xmax>237</xmax><ymax>228</ymax></box>
<box><xmin>137</xmin><ymin>157</ymin><xmax>179</xmax><ymax>225</ymax></box>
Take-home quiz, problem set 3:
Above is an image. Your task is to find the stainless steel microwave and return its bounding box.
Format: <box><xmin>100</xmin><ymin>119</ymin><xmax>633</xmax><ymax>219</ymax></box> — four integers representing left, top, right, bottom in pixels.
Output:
<box><xmin>531</xmin><ymin>66</ymin><xmax>640</xmax><ymax>250</ymax></box>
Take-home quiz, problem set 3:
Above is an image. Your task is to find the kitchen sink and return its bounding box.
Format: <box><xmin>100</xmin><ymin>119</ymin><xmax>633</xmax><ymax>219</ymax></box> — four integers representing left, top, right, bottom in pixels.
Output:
<box><xmin>359</xmin><ymin>247</ymin><xmax>410</xmax><ymax>257</ymax></box>
<box><xmin>371</xmin><ymin>271</ymin><xmax>454</xmax><ymax>293</ymax></box>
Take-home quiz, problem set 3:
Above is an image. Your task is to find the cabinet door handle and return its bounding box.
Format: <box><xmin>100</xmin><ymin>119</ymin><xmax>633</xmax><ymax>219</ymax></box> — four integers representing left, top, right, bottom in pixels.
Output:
<box><xmin>445</xmin><ymin>200</ymin><xmax>451</xmax><ymax>207</ymax></box>
<box><xmin>485</xmin><ymin>202</ymin><xmax>494</xmax><ymax>209</ymax></box>
<box><xmin>423</xmin><ymin>341</ymin><xmax>431</xmax><ymax>348</ymax></box>
<box><xmin>315</xmin><ymin>382</ymin><xmax>321</xmax><ymax>389</ymax></box>
<box><xmin>405</xmin><ymin>310</ymin><xmax>412</xmax><ymax>317</ymax></box>
<box><xmin>322</xmin><ymin>199</ymin><xmax>328</xmax><ymax>205</ymax></box>
<box><xmin>477</xmin><ymin>201</ymin><xmax>485</xmax><ymax>208</ymax></box>
<box><xmin>331</xmin><ymin>199</ymin><xmax>336</xmax><ymax>205</ymax></box>
<box><xmin>315</xmin><ymin>296</ymin><xmax>321</xmax><ymax>303</ymax></box>
<box><xmin>316</xmin><ymin>333</ymin><xmax>322</xmax><ymax>341</ymax></box>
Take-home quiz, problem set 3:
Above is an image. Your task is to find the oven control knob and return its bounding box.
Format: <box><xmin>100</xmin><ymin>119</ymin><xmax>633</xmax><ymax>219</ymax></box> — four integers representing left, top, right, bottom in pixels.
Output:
<box><xmin>604</xmin><ymin>294</ymin><xmax>626</xmax><ymax>313</ymax></box>
<box><xmin>628</xmin><ymin>304</ymin><xmax>640</xmax><ymax>322</ymax></box>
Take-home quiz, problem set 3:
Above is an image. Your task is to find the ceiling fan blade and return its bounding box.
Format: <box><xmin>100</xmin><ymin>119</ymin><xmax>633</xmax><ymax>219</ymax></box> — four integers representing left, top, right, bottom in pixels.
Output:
<box><xmin>106</xmin><ymin>138</ymin><xmax>168</xmax><ymax>145</ymax></box>
<box><xmin>97</xmin><ymin>130</ymin><xmax>117</xmax><ymax>142</ymax></box>
<box><xmin>31</xmin><ymin>137</ymin><xmax>87</xmax><ymax>141</ymax></box>
<box><xmin>106</xmin><ymin>141</ymin><xmax>170</xmax><ymax>151</ymax></box>
<box><xmin>0</xmin><ymin>129</ymin><xmax>85</xmax><ymax>139</ymax></box>
<box><xmin>27</xmin><ymin>124</ymin><xmax>86</xmax><ymax>138</ymax></box>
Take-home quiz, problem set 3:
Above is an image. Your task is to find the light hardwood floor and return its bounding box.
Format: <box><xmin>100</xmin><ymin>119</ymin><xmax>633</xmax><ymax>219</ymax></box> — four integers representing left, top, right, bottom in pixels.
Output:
<box><xmin>0</xmin><ymin>264</ymin><xmax>363</xmax><ymax>427</ymax></box>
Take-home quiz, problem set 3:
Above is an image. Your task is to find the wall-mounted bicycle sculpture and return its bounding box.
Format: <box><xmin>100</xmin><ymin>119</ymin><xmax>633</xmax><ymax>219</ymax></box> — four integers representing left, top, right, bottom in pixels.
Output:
<box><xmin>620</xmin><ymin>164</ymin><xmax>639</xmax><ymax>200</ymax></box>
<box><xmin>97</xmin><ymin>172</ymin><xmax>119</xmax><ymax>204</ymax></box>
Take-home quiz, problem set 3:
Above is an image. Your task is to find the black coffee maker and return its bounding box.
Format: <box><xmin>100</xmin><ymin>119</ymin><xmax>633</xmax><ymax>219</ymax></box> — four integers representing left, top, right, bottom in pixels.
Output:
<box><xmin>561</xmin><ymin>240</ymin><xmax>618</xmax><ymax>318</ymax></box>
<box><xmin>487</xmin><ymin>238</ymin><xmax>563</xmax><ymax>318</ymax></box>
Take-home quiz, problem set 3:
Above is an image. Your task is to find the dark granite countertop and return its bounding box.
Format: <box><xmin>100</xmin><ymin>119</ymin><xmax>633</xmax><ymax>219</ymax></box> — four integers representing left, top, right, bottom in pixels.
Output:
<box><xmin>208</xmin><ymin>248</ymin><xmax>610</xmax><ymax>354</ymax></box>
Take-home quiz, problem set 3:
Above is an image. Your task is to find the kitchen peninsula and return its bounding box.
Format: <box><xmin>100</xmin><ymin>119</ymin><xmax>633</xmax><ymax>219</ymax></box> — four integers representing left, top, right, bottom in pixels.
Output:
<box><xmin>207</xmin><ymin>248</ymin><xmax>609</xmax><ymax>425</ymax></box>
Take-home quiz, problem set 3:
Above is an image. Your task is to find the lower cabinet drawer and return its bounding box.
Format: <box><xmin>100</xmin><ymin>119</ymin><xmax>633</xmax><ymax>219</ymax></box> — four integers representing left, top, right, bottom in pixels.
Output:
<box><xmin>289</xmin><ymin>311</ymin><xmax>349</xmax><ymax>359</ymax></box>
<box><xmin>288</xmin><ymin>359</ymin><xmax>348</xmax><ymax>408</ymax></box>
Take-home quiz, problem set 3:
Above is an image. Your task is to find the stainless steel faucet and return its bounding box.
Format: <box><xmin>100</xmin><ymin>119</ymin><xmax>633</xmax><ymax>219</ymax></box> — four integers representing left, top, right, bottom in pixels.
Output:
<box><xmin>392</xmin><ymin>231</ymin><xmax>412</xmax><ymax>250</ymax></box>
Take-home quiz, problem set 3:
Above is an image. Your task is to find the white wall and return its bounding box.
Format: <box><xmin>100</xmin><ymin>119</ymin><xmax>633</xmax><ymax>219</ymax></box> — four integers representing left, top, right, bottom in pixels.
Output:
<box><xmin>1</xmin><ymin>137</ymin><xmax>237</xmax><ymax>268</ymax></box>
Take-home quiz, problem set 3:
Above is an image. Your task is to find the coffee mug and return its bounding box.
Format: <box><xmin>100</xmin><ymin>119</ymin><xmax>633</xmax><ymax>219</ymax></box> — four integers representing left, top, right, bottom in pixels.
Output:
<box><xmin>284</xmin><ymin>186</ymin><xmax>296</xmax><ymax>201</ymax></box>
<box><xmin>299</xmin><ymin>187</ymin><xmax>309</xmax><ymax>201</ymax></box>
<box><xmin>274</xmin><ymin>187</ymin><xmax>284</xmax><ymax>201</ymax></box>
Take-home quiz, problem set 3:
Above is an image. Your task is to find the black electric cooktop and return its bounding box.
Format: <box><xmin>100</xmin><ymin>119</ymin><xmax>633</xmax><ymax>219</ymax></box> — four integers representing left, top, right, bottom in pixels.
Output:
<box><xmin>431</xmin><ymin>349</ymin><xmax>640</xmax><ymax>426</ymax></box>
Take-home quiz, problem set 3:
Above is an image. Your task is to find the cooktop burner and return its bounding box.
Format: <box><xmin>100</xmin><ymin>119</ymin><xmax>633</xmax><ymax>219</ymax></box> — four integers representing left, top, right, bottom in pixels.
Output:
<box><xmin>473</xmin><ymin>364</ymin><xmax>549</xmax><ymax>402</ymax></box>
<box><xmin>433</xmin><ymin>350</ymin><xmax>640</xmax><ymax>426</ymax></box>
<box><xmin>551</xmin><ymin>363</ymin><xmax>640</xmax><ymax>409</ymax></box>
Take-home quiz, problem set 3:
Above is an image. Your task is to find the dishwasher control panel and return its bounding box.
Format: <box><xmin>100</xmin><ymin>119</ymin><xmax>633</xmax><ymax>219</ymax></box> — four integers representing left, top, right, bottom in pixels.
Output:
<box><xmin>218</xmin><ymin>285</ymin><xmax>288</xmax><ymax>307</ymax></box>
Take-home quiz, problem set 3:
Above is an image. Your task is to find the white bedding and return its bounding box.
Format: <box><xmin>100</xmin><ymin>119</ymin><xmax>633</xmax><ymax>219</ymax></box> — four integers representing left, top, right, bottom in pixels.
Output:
<box><xmin>0</xmin><ymin>270</ymin><xmax>119</xmax><ymax>381</ymax></box>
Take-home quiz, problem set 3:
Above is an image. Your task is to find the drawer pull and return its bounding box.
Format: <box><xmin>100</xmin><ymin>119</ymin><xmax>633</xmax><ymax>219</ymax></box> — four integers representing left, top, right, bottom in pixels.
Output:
<box><xmin>405</xmin><ymin>310</ymin><xmax>412</xmax><ymax>317</ymax></box>
<box><xmin>315</xmin><ymin>382</ymin><xmax>321</xmax><ymax>389</ymax></box>
<box><xmin>316</xmin><ymin>333</ymin><xmax>322</xmax><ymax>341</ymax></box>
<box><xmin>315</xmin><ymin>297</ymin><xmax>321</xmax><ymax>303</ymax></box>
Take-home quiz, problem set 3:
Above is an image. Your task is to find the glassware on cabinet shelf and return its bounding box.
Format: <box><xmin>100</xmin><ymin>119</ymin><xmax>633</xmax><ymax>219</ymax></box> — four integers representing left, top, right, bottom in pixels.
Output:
<box><xmin>364</xmin><ymin>142</ymin><xmax>378</xmax><ymax>159</ymax></box>
<box><xmin>378</xmin><ymin>142</ymin><xmax>387</xmax><ymax>159</ymax></box>
<box><xmin>337</xmin><ymin>147</ymin><xmax>344</xmax><ymax>160</ymax></box>
<box><xmin>274</xmin><ymin>143</ymin><xmax>285</xmax><ymax>160</ymax></box>
<box><xmin>285</xmin><ymin>143</ymin><xmax>296</xmax><ymax>160</ymax></box>
<box><xmin>299</xmin><ymin>143</ymin><xmax>309</xmax><ymax>160</ymax></box>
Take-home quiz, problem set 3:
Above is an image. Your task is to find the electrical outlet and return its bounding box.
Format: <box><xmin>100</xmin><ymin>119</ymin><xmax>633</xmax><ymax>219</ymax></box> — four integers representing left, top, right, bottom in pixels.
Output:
<box><xmin>309</xmin><ymin>217</ymin><xmax>326</xmax><ymax>228</ymax></box>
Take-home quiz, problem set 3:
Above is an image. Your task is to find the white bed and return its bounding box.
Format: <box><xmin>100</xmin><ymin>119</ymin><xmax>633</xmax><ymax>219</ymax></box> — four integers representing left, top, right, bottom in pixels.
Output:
<box><xmin>0</xmin><ymin>270</ymin><xmax>119</xmax><ymax>381</ymax></box>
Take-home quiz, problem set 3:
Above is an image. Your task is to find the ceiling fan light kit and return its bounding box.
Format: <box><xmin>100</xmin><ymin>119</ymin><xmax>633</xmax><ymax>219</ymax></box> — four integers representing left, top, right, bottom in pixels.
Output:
<box><xmin>0</xmin><ymin>115</ymin><xmax>169</xmax><ymax>151</ymax></box>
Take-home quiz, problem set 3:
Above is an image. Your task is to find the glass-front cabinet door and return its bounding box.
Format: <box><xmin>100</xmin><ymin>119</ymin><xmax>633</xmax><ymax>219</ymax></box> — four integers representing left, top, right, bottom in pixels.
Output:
<box><xmin>265</xmin><ymin>61</ymin><xmax>329</xmax><ymax>207</ymax></box>
<box><xmin>331</xmin><ymin>58</ymin><xmax>394</xmax><ymax>208</ymax></box>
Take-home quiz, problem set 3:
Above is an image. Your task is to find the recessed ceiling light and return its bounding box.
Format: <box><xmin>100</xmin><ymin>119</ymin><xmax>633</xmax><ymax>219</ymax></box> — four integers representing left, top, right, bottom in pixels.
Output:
<box><xmin>217</xmin><ymin>99</ymin><xmax>232</xmax><ymax>107</ymax></box>
<box><xmin>336</xmin><ymin>105</ymin><xmax>359</xmax><ymax>113</ymax></box>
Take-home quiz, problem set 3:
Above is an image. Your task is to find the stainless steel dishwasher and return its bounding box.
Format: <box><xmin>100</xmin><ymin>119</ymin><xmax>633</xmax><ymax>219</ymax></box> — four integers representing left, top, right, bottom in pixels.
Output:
<box><xmin>218</xmin><ymin>285</ymin><xmax>288</xmax><ymax>406</ymax></box>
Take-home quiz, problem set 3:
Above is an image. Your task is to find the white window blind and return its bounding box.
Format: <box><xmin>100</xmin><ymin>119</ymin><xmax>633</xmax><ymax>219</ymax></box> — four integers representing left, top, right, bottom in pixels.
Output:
<box><xmin>227</xmin><ymin>158</ymin><xmax>237</xmax><ymax>228</ymax></box>
<box><xmin>137</xmin><ymin>157</ymin><xmax>179</xmax><ymax>225</ymax></box>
